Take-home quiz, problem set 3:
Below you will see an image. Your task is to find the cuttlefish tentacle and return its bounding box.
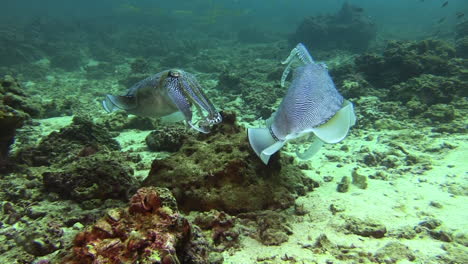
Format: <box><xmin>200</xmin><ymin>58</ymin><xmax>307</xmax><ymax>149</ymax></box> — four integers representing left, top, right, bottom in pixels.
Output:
<box><xmin>281</xmin><ymin>43</ymin><xmax>315</xmax><ymax>87</ymax></box>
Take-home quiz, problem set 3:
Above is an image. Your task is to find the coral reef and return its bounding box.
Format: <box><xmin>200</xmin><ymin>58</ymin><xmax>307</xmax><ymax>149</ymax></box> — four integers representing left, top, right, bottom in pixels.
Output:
<box><xmin>143</xmin><ymin>111</ymin><xmax>318</xmax><ymax>214</ymax></box>
<box><xmin>290</xmin><ymin>2</ymin><xmax>376</xmax><ymax>52</ymax></box>
<box><xmin>61</xmin><ymin>187</ymin><xmax>221</xmax><ymax>264</ymax></box>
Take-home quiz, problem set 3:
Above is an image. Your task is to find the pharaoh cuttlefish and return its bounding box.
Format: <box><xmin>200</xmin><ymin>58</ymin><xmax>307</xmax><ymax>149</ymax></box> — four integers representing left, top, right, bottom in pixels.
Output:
<box><xmin>102</xmin><ymin>69</ymin><xmax>222</xmax><ymax>133</ymax></box>
<box><xmin>248</xmin><ymin>43</ymin><xmax>356</xmax><ymax>164</ymax></box>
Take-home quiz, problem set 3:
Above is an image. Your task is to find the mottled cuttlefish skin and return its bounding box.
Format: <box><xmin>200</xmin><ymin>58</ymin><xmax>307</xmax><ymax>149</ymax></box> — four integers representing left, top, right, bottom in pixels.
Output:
<box><xmin>102</xmin><ymin>69</ymin><xmax>222</xmax><ymax>133</ymax></box>
<box><xmin>248</xmin><ymin>43</ymin><xmax>356</xmax><ymax>164</ymax></box>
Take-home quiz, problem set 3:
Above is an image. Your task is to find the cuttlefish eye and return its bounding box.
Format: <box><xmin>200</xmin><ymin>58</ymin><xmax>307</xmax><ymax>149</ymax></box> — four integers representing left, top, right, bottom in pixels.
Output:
<box><xmin>168</xmin><ymin>70</ymin><xmax>181</xmax><ymax>78</ymax></box>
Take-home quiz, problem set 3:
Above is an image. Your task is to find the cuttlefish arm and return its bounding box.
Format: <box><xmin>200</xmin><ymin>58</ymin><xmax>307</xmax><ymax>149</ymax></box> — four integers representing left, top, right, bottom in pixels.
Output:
<box><xmin>179</xmin><ymin>72</ymin><xmax>222</xmax><ymax>127</ymax></box>
<box><xmin>164</xmin><ymin>76</ymin><xmax>209</xmax><ymax>133</ymax></box>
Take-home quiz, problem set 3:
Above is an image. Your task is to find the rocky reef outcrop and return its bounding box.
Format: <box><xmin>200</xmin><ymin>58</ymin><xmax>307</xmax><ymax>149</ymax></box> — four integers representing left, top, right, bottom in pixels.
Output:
<box><xmin>143</xmin><ymin>112</ymin><xmax>318</xmax><ymax>214</ymax></box>
<box><xmin>0</xmin><ymin>75</ymin><xmax>41</xmax><ymax>170</ymax></box>
<box><xmin>61</xmin><ymin>187</ymin><xmax>221</xmax><ymax>264</ymax></box>
<box><xmin>15</xmin><ymin>115</ymin><xmax>141</xmax><ymax>202</ymax></box>
<box><xmin>355</xmin><ymin>40</ymin><xmax>457</xmax><ymax>88</ymax></box>
<box><xmin>145</xmin><ymin>124</ymin><xmax>191</xmax><ymax>152</ymax></box>
<box><xmin>290</xmin><ymin>2</ymin><xmax>376</xmax><ymax>52</ymax></box>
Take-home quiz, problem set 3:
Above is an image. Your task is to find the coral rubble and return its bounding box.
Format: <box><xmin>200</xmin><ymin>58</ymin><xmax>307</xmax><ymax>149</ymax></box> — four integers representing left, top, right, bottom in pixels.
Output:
<box><xmin>143</xmin><ymin>111</ymin><xmax>318</xmax><ymax>214</ymax></box>
<box><xmin>61</xmin><ymin>187</ymin><xmax>220</xmax><ymax>264</ymax></box>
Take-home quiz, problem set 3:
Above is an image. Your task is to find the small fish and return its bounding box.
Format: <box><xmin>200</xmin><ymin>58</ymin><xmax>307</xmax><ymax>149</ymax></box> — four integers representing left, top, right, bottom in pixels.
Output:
<box><xmin>442</xmin><ymin>1</ymin><xmax>448</xmax><ymax>8</ymax></box>
<box><xmin>438</xmin><ymin>17</ymin><xmax>446</xmax><ymax>23</ymax></box>
<box><xmin>456</xmin><ymin>12</ymin><xmax>465</xmax><ymax>19</ymax></box>
<box><xmin>102</xmin><ymin>69</ymin><xmax>222</xmax><ymax>133</ymax></box>
<box><xmin>248</xmin><ymin>44</ymin><xmax>356</xmax><ymax>164</ymax></box>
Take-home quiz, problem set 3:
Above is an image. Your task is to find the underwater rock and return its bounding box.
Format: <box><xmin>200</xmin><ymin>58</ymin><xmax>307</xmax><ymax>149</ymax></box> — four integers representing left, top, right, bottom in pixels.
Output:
<box><xmin>290</xmin><ymin>2</ymin><xmax>376</xmax><ymax>52</ymax></box>
<box><xmin>238</xmin><ymin>210</ymin><xmax>293</xmax><ymax>246</ymax></box>
<box><xmin>423</xmin><ymin>104</ymin><xmax>456</xmax><ymax>123</ymax></box>
<box><xmin>351</xmin><ymin>168</ymin><xmax>368</xmax><ymax>189</ymax></box>
<box><xmin>0</xmin><ymin>103</ymin><xmax>28</xmax><ymax>168</ymax></box>
<box><xmin>42</xmin><ymin>151</ymin><xmax>137</xmax><ymax>201</ymax></box>
<box><xmin>374</xmin><ymin>242</ymin><xmax>416</xmax><ymax>263</ymax></box>
<box><xmin>143</xmin><ymin>111</ymin><xmax>318</xmax><ymax>214</ymax></box>
<box><xmin>311</xmin><ymin>234</ymin><xmax>376</xmax><ymax>262</ymax></box>
<box><xmin>355</xmin><ymin>40</ymin><xmax>457</xmax><ymax>88</ymax></box>
<box><xmin>61</xmin><ymin>187</ymin><xmax>219</xmax><ymax>264</ymax></box>
<box><xmin>1</xmin><ymin>75</ymin><xmax>41</xmax><ymax>117</ymax></box>
<box><xmin>344</xmin><ymin>216</ymin><xmax>387</xmax><ymax>238</ymax></box>
<box><xmin>16</xmin><ymin>115</ymin><xmax>120</xmax><ymax>166</ymax></box>
<box><xmin>193</xmin><ymin>210</ymin><xmax>240</xmax><ymax>249</ymax></box>
<box><xmin>337</xmin><ymin>176</ymin><xmax>350</xmax><ymax>193</ymax></box>
<box><xmin>390</xmin><ymin>74</ymin><xmax>466</xmax><ymax>106</ymax></box>
<box><xmin>0</xmin><ymin>75</ymin><xmax>40</xmax><ymax>169</ymax></box>
<box><xmin>145</xmin><ymin>124</ymin><xmax>191</xmax><ymax>152</ymax></box>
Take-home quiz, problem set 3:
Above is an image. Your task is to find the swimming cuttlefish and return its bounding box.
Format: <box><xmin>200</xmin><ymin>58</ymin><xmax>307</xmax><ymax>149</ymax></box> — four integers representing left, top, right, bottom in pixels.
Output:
<box><xmin>248</xmin><ymin>43</ymin><xmax>356</xmax><ymax>164</ymax></box>
<box><xmin>102</xmin><ymin>69</ymin><xmax>222</xmax><ymax>133</ymax></box>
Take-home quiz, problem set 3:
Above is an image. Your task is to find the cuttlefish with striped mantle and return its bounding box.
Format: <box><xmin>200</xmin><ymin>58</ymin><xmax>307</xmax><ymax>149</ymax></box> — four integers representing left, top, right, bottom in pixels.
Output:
<box><xmin>102</xmin><ymin>69</ymin><xmax>222</xmax><ymax>133</ymax></box>
<box><xmin>248</xmin><ymin>43</ymin><xmax>356</xmax><ymax>164</ymax></box>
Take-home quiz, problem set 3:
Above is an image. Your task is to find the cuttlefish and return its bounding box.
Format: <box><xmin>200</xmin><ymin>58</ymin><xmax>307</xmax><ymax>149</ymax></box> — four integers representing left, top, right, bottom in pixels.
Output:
<box><xmin>248</xmin><ymin>43</ymin><xmax>356</xmax><ymax>164</ymax></box>
<box><xmin>102</xmin><ymin>69</ymin><xmax>222</xmax><ymax>133</ymax></box>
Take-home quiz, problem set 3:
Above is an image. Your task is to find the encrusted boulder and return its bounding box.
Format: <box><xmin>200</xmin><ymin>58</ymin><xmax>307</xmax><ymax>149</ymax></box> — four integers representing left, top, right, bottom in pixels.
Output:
<box><xmin>0</xmin><ymin>75</ymin><xmax>39</xmax><ymax>169</ymax></box>
<box><xmin>145</xmin><ymin>124</ymin><xmax>190</xmax><ymax>152</ymax></box>
<box><xmin>16</xmin><ymin>115</ymin><xmax>120</xmax><ymax>166</ymax></box>
<box><xmin>143</xmin><ymin>111</ymin><xmax>318</xmax><ymax>214</ymax></box>
<box><xmin>61</xmin><ymin>187</ymin><xmax>219</xmax><ymax>264</ymax></box>
<box><xmin>42</xmin><ymin>151</ymin><xmax>137</xmax><ymax>201</ymax></box>
<box><xmin>355</xmin><ymin>40</ymin><xmax>457</xmax><ymax>88</ymax></box>
<box><xmin>389</xmin><ymin>74</ymin><xmax>467</xmax><ymax>105</ymax></box>
<box><xmin>290</xmin><ymin>2</ymin><xmax>376</xmax><ymax>52</ymax></box>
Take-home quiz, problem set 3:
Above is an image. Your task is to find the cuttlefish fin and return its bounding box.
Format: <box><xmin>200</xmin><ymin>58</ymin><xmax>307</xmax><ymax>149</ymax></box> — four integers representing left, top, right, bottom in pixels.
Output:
<box><xmin>295</xmin><ymin>135</ymin><xmax>324</xmax><ymax>160</ymax></box>
<box><xmin>311</xmin><ymin>100</ymin><xmax>356</xmax><ymax>144</ymax></box>
<box><xmin>102</xmin><ymin>94</ymin><xmax>137</xmax><ymax>113</ymax></box>
<box><xmin>247</xmin><ymin>127</ymin><xmax>286</xmax><ymax>165</ymax></box>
